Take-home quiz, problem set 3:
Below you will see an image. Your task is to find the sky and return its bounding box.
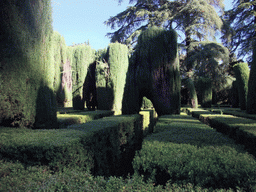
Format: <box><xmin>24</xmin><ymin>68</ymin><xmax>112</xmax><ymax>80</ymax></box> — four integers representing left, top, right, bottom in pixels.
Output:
<box><xmin>51</xmin><ymin>0</ymin><xmax>234</xmax><ymax>50</ymax></box>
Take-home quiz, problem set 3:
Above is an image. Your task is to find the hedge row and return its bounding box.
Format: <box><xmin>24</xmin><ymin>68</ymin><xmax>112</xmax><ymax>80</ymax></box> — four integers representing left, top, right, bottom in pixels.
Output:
<box><xmin>57</xmin><ymin>110</ymin><xmax>115</xmax><ymax>128</ymax></box>
<box><xmin>1</xmin><ymin>159</ymin><xmax>239</xmax><ymax>192</ymax></box>
<box><xmin>199</xmin><ymin>114</ymin><xmax>256</xmax><ymax>157</ymax></box>
<box><xmin>132</xmin><ymin>113</ymin><xmax>256</xmax><ymax>190</ymax></box>
<box><xmin>0</xmin><ymin>114</ymin><xmax>143</xmax><ymax>177</ymax></box>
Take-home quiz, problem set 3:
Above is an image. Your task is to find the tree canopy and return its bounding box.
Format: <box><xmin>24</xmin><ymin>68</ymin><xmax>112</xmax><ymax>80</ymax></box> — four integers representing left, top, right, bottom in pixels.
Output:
<box><xmin>105</xmin><ymin>0</ymin><xmax>224</xmax><ymax>49</ymax></box>
<box><xmin>222</xmin><ymin>0</ymin><xmax>256</xmax><ymax>63</ymax></box>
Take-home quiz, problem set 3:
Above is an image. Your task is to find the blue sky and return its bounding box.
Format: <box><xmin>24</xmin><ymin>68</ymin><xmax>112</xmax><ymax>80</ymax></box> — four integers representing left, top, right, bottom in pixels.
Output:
<box><xmin>51</xmin><ymin>0</ymin><xmax>234</xmax><ymax>50</ymax></box>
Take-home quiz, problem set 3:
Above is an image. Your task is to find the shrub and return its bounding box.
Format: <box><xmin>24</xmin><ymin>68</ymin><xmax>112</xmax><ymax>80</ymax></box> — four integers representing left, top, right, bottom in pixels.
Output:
<box><xmin>197</xmin><ymin>77</ymin><xmax>212</xmax><ymax>108</ymax></box>
<box><xmin>0</xmin><ymin>0</ymin><xmax>57</xmax><ymax>128</ymax></box>
<box><xmin>132</xmin><ymin>114</ymin><xmax>256</xmax><ymax>190</ymax></box>
<box><xmin>233</xmin><ymin>63</ymin><xmax>250</xmax><ymax>110</ymax></box>
<box><xmin>96</xmin><ymin>42</ymin><xmax>129</xmax><ymax>112</ymax></box>
<box><xmin>122</xmin><ymin>26</ymin><xmax>181</xmax><ymax>115</ymax></box>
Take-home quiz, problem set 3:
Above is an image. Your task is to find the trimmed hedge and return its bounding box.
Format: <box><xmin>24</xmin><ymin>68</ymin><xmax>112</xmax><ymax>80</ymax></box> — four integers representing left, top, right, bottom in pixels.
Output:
<box><xmin>122</xmin><ymin>26</ymin><xmax>181</xmax><ymax>115</ymax></box>
<box><xmin>196</xmin><ymin>77</ymin><xmax>212</xmax><ymax>108</ymax></box>
<box><xmin>199</xmin><ymin>114</ymin><xmax>256</xmax><ymax>157</ymax></box>
<box><xmin>186</xmin><ymin>78</ymin><xmax>198</xmax><ymax>108</ymax></box>
<box><xmin>1</xmin><ymin>160</ymin><xmax>238</xmax><ymax>192</ymax></box>
<box><xmin>0</xmin><ymin>114</ymin><xmax>143</xmax><ymax>177</ymax></box>
<box><xmin>233</xmin><ymin>62</ymin><xmax>250</xmax><ymax>110</ymax></box>
<box><xmin>57</xmin><ymin>110</ymin><xmax>115</xmax><ymax>128</ymax></box>
<box><xmin>247</xmin><ymin>42</ymin><xmax>256</xmax><ymax>114</ymax></box>
<box><xmin>0</xmin><ymin>0</ymin><xmax>57</xmax><ymax>128</ymax></box>
<box><xmin>132</xmin><ymin>113</ymin><xmax>256</xmax><ymax>190</ymax></box>
<box><xmin>96</xmin><ymin>42</ymin><xmax>129</xmax><ymax>112</ymax></box>
<box><xmin>71</xmin><ymin>44</ymin><xmax>95</xmax><ymax>110</ymax></box>
<box><xmin>139</xmin><ymin>109</ymin><xmax>158</xmax><ymax>136</ymax></box>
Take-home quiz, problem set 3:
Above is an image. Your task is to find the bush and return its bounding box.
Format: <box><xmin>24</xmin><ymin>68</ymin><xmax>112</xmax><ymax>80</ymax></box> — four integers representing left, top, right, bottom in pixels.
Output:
<box><xmin>132</xmin><ymin>114</ymin><xmax>256</xmax><ymax>190</ymax></box>
<box><xmin>233</xmin><ymin>63</ymin><xmax>250</xmax><ymax>110</ymax></box>
<box><xmin>0</xmin><ymin>0</ymin><xmax>57</xmax><ymax>128</ymax></box>
<box><xmin>96</xmin><ymin>42</ymin><xmax>129</xmax><ymax>112</ymax></box>
<box><xmin>197</xmin><ymin>77</ymin><xmax>212</xmax><ymax>108</ymax></box>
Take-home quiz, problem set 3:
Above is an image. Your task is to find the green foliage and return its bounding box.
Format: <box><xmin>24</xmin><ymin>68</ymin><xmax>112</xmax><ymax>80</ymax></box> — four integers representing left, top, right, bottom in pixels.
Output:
<box><xmin>57</xmin><ymin>110</ymin><xmax>114</xmax><ymax>128</ymax></box>
<box><xmin>0</xmin><ymin>114</ymin><xmax>143</xmax><ymax>177</ymax></box>
<box><xmin>105</xmin><ymin>0</ymin><xmax>223</xmax><ymax>48</ymax></box>
<box><xmin>197</xmin><ymin>78</ymin><xmax>212</xmax><ymax>108</ymax></box>
<box><xmin>223</xmin><ymin>0</ymin><xmax>256</xmax><ymax>62</ymax></box>
<box><xmin>185</xmin><ymin>78</ymin><xmax>198</xmax><ymax>108</ymax></box>
<box><xmin>233</xmin><ymin>62</ymin><xmax>250</xmax><ymax>110</ymax></box>
<box><xmin>247</xmin><ymin>42</ymin><xmax>256</xmax><ymax>114</ymax></box>
<box><xmin>132</xmin><ymin>114</ymin><xmax>256</xmax><ymax>190</ymax></box>
<box><xmin>96</xmin><ymin>42</ymin><xmax>129</xmax><ymax>111</ymax></box>
<box><xmin>1</xmin><ymin>160</ymin><xmax>238</xmax><ymax>191</ymax></box>
<box><xmin>141</xmin><ymin>97</ymin><xmax>153</xmax><ymax>109</ymax></box>
<box><xmin>71</xmin><ymin>44</ymin><xmax>95</xmax><ymax>110</ymax></box>
<box><xmin>123</xmin><ymin>27</ymin><xmax>181</xmax><ymax>115</ymax></box>
<box><xmin>0</xmin><ymin>0</ymin><xmax>57</xmax><ymax>128</ymax></box>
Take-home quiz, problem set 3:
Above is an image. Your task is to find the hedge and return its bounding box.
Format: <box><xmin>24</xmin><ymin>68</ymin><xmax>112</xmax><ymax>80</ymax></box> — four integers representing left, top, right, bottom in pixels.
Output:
<box><xmin>122</xmin><ymin>26</ymin><xmax>181</xmax><ymax>115</ymax></box>
<box><xmin>0</xmin><ymin>114</ymin><xmax>143</xmax><ymax>177</ymax></box>
<box><xmin>132</xmin><ymin>113</ymin><xmax>256</xmax><ymax>190</ymax></box>
<box><xmin>96</xmin><ymin>42</ymin><xmax>129</xmax><ymax>112</ymax></box>
<box><xmin>199</xmin><ymin>114</ymin><xmax>256</xmax><ymax>157</ymax></box>
<box><xmin>233</xmin><ymin>63</ymin><xmax>250</xmax><ymax>110</ymax></box>
<box><xmin>0</xmin><ymin>0</ymin><xmax>57</xmax><ymax>128</ymax></box>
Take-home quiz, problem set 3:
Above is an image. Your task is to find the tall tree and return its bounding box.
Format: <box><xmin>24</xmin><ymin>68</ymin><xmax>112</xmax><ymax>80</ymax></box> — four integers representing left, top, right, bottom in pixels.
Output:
<box><xmin>106</xmin><ymin>0</ymin><xmax>226</xmax><ymax>107</ymax></box>
<box><xmin>223</xmin><ymin>0</ymin><xmax>256</xmax><ymax>63</ymax></box>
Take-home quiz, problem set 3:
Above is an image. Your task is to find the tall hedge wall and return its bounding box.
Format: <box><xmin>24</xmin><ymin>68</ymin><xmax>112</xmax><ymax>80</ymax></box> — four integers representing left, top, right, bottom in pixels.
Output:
<box><xmin>71</xmin><ymin>45</ymin><xmax>95</xmax><ymax>110</ymax></box>
<box><xmin>96</xmin><ymin>43</ymin><xmax>129</xmax><ymax>112</ymax></box>
<box><xmin>185</xmin><ymin>78</ymin><xmax>198</xmax><ymax>108</ymax></box>
<box><xmin>247</xmin><ymin>42</ymin><xmax>256</xmax><ymax>114</ymax></box>
<box><xmin>233</xmin><ymin>62</ymin><xmax>250</xmax><ymax>110</ymax></box>
<box><xmin>197</xmin><ymin>77</ymin><xmax>212</xmax><ymax>108</ymax></box>
<box><xmin>122</xmin><ymin>26</ymin><xmax>181</xmax><ymax>115</ymax></box>
<box><xmin>0</xmin><ymin>0</ymin><xmax>57</xmax><ymax>128</ymax></box>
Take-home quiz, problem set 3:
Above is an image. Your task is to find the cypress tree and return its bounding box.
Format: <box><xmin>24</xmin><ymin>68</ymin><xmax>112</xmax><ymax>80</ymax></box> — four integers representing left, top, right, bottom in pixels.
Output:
<box><xmin>71</xmin><ymin>44</ymin><xmax>95</xmax><ymax>110</ymax></box>
<box><xmin>231</xmin><ymin>80</ymin><xmax>239</xmax><ymax>108</ymax></box>
<box><xmin>122</xmin><ymin>26</ymin><xmax>180</xmax><ymax>115</ymax></box>
<box><xmin>233</xmin><ymin>62</ymin><xmax>250</xmax><ymax>110</ymax></box>
<box><xmin>0</xmin><ymin>0</ymin><xmax>57</xmax><ymax>128</ymax></box>
<box><xmin>96</xmin><ymin>42</ymin><xmax>129</xmax><ymax>112</ymax></box>
<box><xmin>247</xmin><ymin>42</ymin><xmax>256</xmax><ymax>114</ymax></box>
<box><xmin>185</xmin><ymin>78</ymin><xmax>198</xmax><ymax>108</ymax></box>
<box><xmin>197</xmin><ymin>77</ymin><xmax>212</xmax><ymax>108</ymax></box>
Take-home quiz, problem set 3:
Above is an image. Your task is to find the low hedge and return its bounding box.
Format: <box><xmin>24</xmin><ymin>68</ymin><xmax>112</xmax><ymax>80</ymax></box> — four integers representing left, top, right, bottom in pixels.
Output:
<box><xmin>199</xmin><ymin>114</ymin><xmax>256</xmax><ymax>157</ymax></box>
<box><xmin>0</xmin><ymin>114</ymin><xmax>143</xmax><ymax>177</ymax></box>
<box><xmin>1</xmin><ymin>160</ymin><xmax>237</xmax><ymax>191</ymax></box>
<box><xmin>132</xmin><ymin>113</ymin><xmax>256</xmax><ymax>190</ymax></box>
<box><xmin>139</xmin><ymin>109</ymin><xmax>158</xmax><ymax>136</ymax></box>
<box><xmin>223</xmin><ymin>109</ymin><xmax>256</xmax><ymax>121</ymax></box>
<box><xmin>57</xmin><ymin>110</ymin><xmax>115</xmax><ymax>128</ymax></box>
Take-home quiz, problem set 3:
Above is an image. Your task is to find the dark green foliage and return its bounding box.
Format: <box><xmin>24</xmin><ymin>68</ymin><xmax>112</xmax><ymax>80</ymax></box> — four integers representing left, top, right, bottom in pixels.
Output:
<box><xmin>2</xmin><ymin>160</ymin><xmax>237</xmax><ymax>191</ymax></box>
<box><xmin>141</xmin><ymin>97</ymin><xmax>153</xmax><ymax>109</ymax></box>
<box><xmin>83</xmin><ymin>62</ymin><xmax>97</xmax><ymax>110</ymax></box>
<box><xmin>231</xmin><ymin>80</ymin><xmax>239</xmax><ymax>108</ymax></box>
<box><xmin>96</xmin><ymin>42</ymin><xmax>129</xmax><ymax>112</ymax></box>
<box><xmin>199</xmin><ymin>114</ymin><xmax>256</xmax><ymax>157</ymax></box>
<box><xmin>71</xmin><ymin>44</ymin><xmax>95</xmax><ymax>110</ymax></box>
<box><xmin>247</xmin><ymin>42</ymin><xmax>256</xmax><ymax>114</ymax></box>
<box><xmin>123</xmin><ymin>27</ymin><xmax>181</xmax><ymax>116</ymax></box>
<box><xmin>233</xmin><ymin>63</ymin><xmax>250</xmax><ymax>110</ymax></box>
<box><xmin>51</xmin><ymin>31</ymin><xmax>72</xmax><ymax>107</ymax></box>
<box><xmin>132</xmin><ymin>114</ymin><xmax>256</xmax><ymax>190</ymax></box>
<box><xmin>0</xmin><ymin>114</ymin><xmax>143</xmax><ymax>177</ymax></box>
<box><xmin>185</xmin><ymin>78</ymin><xmax>198</xmax><ymax>108</ymax></box>
<box><xmin>0</xmin><ymin>0</ymin><xmax>57</xmax><ymax>128</ymax></box>
<box><xmin>196</xmin><ymin>78</ymin><xmax>212</xmax><ymax>108</ymax></box>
